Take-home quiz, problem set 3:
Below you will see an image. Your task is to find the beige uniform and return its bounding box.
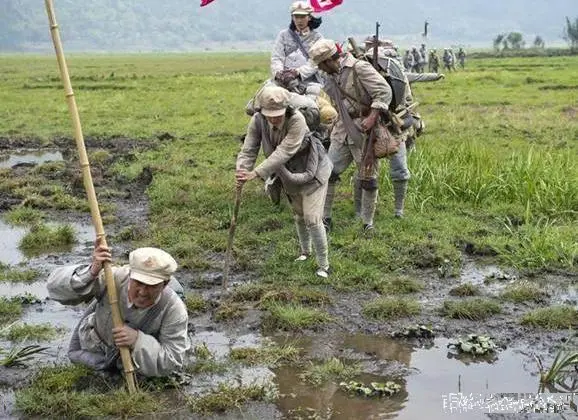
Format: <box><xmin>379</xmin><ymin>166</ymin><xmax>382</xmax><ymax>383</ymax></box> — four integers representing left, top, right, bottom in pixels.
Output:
<box><xmin>47</xmin><ymin>264</ymin><xmax>189</xmax><ymax>377</ymax></box>
<box><xmin>323</xmin><ymin>54</ymin><xmax>399</xmax><ymax>225</ymax></box>
<box><xmin>237</xmin><ymin>110</ymin><xmax>332</xmax><ymax>270</ymax></box>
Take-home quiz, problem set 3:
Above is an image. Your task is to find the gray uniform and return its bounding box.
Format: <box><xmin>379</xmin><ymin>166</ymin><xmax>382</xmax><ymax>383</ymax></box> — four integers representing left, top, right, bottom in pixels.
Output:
<box><xmin>271</xmin><ymin>28</ymin><xmax>323</xmax><ymax>86</ymax></box>
<box><xmin>323</xmin><ymin>53</ymin><xmax>411</xmax><ymax>224</ymax></box>
<box><xmin>47</xmin><ymin>264</ymin><xmax>189</xmax><ymax>377</ymax></box>
<box><xmin>237</xmin><ymin>111</ymin><xmax>332</xmax><ymax>270</ymax></box>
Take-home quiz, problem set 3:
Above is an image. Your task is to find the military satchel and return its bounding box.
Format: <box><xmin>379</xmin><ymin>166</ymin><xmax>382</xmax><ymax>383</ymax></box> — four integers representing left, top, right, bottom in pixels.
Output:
<box><xmin>372</xmin><ymin>111</ymin><xmax>402</xmax><ymax>158</ymax></box>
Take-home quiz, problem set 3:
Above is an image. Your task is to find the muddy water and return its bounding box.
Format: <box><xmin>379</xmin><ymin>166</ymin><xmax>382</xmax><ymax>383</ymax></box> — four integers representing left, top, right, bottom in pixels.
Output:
<box><xmin>273</xmin><ymin>334</ymin><xmax>543</xmax><ymax>420</ymax></box>
<box><xmin>0</xmin><ymin>150</ymin><xmax>63</xmax><ymax>169</ymax></box>
<box><xmin>0</xmin><ymin>220</ymin><xmax>94</xmax><ymax>265</ymax></box>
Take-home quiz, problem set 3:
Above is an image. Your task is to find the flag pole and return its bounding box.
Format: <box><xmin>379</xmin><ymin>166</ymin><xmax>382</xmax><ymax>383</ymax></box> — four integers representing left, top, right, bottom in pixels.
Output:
<box><xmin>44</xmin><ymin>0</ymin><xmax>137</xmax><ymax>394</ymax></box>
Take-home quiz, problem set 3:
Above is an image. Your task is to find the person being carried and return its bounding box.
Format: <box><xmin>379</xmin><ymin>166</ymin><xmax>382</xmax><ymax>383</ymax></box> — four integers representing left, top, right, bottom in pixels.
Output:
<box><xmin>270</xmin><ymin>1</ymin><xmax>324</xmax><ymax>95</ymax></box>
<box><xmin>309</xmin><ymin>39</ymin><xmax>411</xmax><ymax>230</ymax></box>
<box><xmin>236</xmin><ymin>85</ymin><xmax>333</xmax><ymax>278</ymax></box>
<box><xmin>47</xmin><ymin>240</ymin><xmax>189</xmax><ymax>377</ymax></box>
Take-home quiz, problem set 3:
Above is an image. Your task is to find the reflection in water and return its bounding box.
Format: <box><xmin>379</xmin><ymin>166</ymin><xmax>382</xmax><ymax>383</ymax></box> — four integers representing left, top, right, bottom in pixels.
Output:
<box><xmin>273</xmin><ymin>334</ymin><xmax>540</xmax><ymax>420</ymax></box>
<box><xmin>0</xmin><ymin>220</ymin><xmax>27</xmax><ymax>265</ymax></box>
<box><xmin>0</xmin><ymin>150</ymin><xmax>63</xmax><ymax>169</ymax></box>
<box><xmin>0</xmin><ymin>220</ymin><xmax>95</xmax><ymax>265</ymax></box>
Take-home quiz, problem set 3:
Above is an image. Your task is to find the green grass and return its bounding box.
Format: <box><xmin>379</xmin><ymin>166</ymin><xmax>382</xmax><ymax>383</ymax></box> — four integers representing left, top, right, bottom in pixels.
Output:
<box><xmin>184</xmin><ymin>293</ymin><xmax>207</xmax><ymax>314</ymax></box>
<box><xmin>362</xmin><ymin>297</ymin><xmax>421</xmax><ymax>320</ymax></box>
<box><xmin>230</xmin><ymin>343</ymin><xmax>301</xmax><ymax>367</ymax></box>
<box><xmin>1</xmin><ymin>323</ymin><xmax>61</xmax><ymax>342</ymax></box>
<box><xmin>263</xmin><ymin>303</ymin><xmax>332</xmax><ymax>331</ymax></box>
<box><xmin>0</xmin><ymin>266</ymin><xmax>39</xmax><ymax>283</ymax></box>
<box><xmin>449</xmin><ymin>283</ymin><xmax>481</xmax><ymax>297</ymax></box>
<box><xmin>299</xmin><ymin>357</ymin><xmax>361</xmax><ymax>385</ymax></box>
<box><xmin>3</xmin><ymin>207</ymin><xmax>46</xmax><ymax>226</ymax></box>
<box><xmin>500</xmin><ymin>281</ymin><xmax>546</xmax><ymax>303</ymax></box>
<box><xmin>0</xmin><ymin>297</ymin><xmax>23</xmax><ymax>326</ymax></box>
<box><xmin>0</xmin><ymin>53</ymin><xmax>576</xmax><ymax>289</ymax></box>
<box><xmin>373</xmin><ymin>275</ymin><xmax>424</xmax><ymax>295</ymax></box>
<box><xmin>19</xmin><ymin>223</ymin><xmax>76</xmax><ymax>254</ymax></box>
<box><xmin>520</xmin><ymin>306</ymin><xmax>578</xmax><ymax>329</ymax></box>
<box><xmin>441</xmin><ymin>299</ymin><xmax>502</xmax><ymax>320</ymax></box>
<box><xmin>188</xmin><ymin>383</ymin><xmax>270</xmax><ymax>415</ymax></box>
<box><xmin>15</xmin><ymin>365</ymin><xmax>168</xmax><ymax>417</ymax></box>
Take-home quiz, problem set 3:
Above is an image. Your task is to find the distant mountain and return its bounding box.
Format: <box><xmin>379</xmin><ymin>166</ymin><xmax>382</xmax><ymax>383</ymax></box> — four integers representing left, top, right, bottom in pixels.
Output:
<box><xmin>0</xmin><ymin>0</ymin><xmax>574</xmax><ymax>52</ymax></box>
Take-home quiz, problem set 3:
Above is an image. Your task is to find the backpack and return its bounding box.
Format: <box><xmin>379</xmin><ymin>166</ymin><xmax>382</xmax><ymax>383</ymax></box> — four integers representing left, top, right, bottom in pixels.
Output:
<box><xmin>364</xmin><ymin>52</ymin><xmax>409</xmax><ymax>111</ymax></box>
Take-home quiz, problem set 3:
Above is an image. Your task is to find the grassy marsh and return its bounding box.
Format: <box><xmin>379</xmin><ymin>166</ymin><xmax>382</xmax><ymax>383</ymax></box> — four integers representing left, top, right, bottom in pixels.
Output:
<box><xmin>0</xmin><ymin>54</ymin><xmax>574</xmax><ymax>289</ymax></box>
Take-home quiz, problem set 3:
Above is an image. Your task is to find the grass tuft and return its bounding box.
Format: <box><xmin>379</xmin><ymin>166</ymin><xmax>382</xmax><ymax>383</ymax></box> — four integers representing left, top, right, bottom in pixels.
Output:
<box><xmin>19</xmin><ymin>223</ymin><xmax>75</xmax><ymax>254</ymax></box>
<box><xmin>1</xmin><ymin>323</ymin><xmax>61</xmax><ymax>342</ymax></box>
<box><xmin>188</xmin><ymin>383</ymin><xmax>270</xmax><ymax>414</ymax></box>
<box><xmin>441</xmin><ymin>299</ymin><xmax>502</xmax><ymax>320</ymax></box>
<box><xmin>449</xmin><ymin>283</ymin><xmax>481</xmax><ymax>297</ymax></box>
<box><xmin>230</xmin><ymin>343</ymin><xmax>301</xmax><ymax>367</ymax></box>
<box><xmin>373</xmin><ymin>275</ymin><xmax>424</xmax><ymax>295</ymax></box>
<box><xmin>263</xmin><ymin>303</ymin><xmax>331</xmax><ymax>331</ymax></box>
<box><xmin>362</xmin><ymin>298</ymin><xmax>421</xmax><ymax>320</ymax></box>
<box><xmin>500</xmin><ymin>281</ymin><xmax>545</xmax><ymax>303</ymax></box>
<box><xmin>520</xmin><ymin>306</ymin><xmax>578</xmax><ymax>329</ymax></box>
<box><xmin>299</xmin><ymin>357</ymin><xmax>361</xmax><ymax>385</ymax></box>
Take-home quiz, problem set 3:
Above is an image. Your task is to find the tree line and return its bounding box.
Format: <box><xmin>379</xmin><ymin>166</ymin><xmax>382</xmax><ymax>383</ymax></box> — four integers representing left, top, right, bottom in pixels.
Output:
<box><xmin>493</xmin><ymin>16</ymin><xmax>578</xmax><ymax>52</ymax></box>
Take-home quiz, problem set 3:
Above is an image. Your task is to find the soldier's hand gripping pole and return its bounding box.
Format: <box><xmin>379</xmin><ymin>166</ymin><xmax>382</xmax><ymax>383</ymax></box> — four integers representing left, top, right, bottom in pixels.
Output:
<box><xmin>44</xmin><ymin>0</ymin><xmax>137</xmax><ymax>394</ymax></box>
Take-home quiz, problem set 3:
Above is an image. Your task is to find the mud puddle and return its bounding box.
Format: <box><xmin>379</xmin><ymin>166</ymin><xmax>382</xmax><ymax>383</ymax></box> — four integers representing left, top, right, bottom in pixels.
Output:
<box><xmin>0</xmin><ymin>218</ymin><xmax>94</xmax><ymax>265</ymax></box>
<box><xmin>271</xmin><ymin>333</ymin><xmax>563</xmax><ymax>420</ymax></box>
<box><xmin>0</xmin><ymin>150</ymin><xmax>63</xmax><ymax>169</ymax></box>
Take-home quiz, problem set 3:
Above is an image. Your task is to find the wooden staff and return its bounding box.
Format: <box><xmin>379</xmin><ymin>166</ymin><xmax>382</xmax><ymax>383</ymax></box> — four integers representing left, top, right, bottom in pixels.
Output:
<box><xmin>44</xmin><ymin>0</ymin><xmax>137</xmax><ymax>394</ymax></box>
<box><xmin>223</xmin><ymin>185</ymin><xmax>243</xmax><ymax>290</ymax></box>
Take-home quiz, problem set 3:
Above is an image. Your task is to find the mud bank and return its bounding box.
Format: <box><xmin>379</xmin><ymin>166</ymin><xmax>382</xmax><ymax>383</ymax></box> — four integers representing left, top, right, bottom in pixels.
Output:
<box><xmin>0</xmin><ymin>137</ymin><xmax>576</xmax><ymax>419</ymax></box>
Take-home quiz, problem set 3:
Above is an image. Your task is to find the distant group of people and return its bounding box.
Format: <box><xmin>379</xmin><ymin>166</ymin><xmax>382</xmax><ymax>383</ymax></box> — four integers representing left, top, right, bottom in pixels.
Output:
<box><xmin>403</xmin><ymin>46</ymin><xmax>467</xmax><ymax>73</ymax></box>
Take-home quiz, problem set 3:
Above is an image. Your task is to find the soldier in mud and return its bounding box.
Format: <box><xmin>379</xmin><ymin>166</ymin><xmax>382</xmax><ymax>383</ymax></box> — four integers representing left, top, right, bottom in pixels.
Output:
<box><xmin>236</xmin><ymin>86</ymin><xmax>333</xmax><ymax>278</ymax></box>
<box><xmin>47</xmin><ymin>241</ymin><xmax>189</xmax><ymax>377</ymax></box>
<box><xmin>428</xmin><ymin>49</ymin><xmax>439</xmax><ymax>73</ymax></box>
<box><xmin>457</xmin><ymin>48</ymin><xmax>466</xmax><ymax>69</ymax></box>
<box><xmin>309</xmin><ymin>38</ymin><xmax>412</xmax><ymax>228</ymax></box>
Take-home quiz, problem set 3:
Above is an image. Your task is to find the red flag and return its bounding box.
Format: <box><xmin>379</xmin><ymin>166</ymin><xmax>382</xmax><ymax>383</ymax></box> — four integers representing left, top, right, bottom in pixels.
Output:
<box><xmin>200</xmin><ymin>0</ymin><xmax>215</xmax><ymax>6</ymax></box>
<box><xmin>310</xmin><ymin>0</ymin><xmax>343</xmax><ymax>12</ymax></box>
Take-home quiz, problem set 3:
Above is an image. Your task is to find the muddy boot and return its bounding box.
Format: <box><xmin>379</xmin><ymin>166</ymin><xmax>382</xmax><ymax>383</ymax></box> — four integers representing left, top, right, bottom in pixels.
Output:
<box><xmin>393</xmin><ymin>180</ymin><xmax>408</xmax><ymax>218</ymax></box>
<box><xmin>323</xmin><ymin>182</ymin><xmax>337</xmax><ymax>232</ymax></box>
<box><xmin>265</xmin><ymin>175</ymin><xmax>282</xmax><ymax>206</ymax></box>
<box><xmin>360</xmin><ymin>188</ymin><xmax>378</xmax><ymax>227</ymax></box>
<box><xmin>295</xmin><ymin>218</ymin><xmax>311</xmax><ymax>258</ymax></box>
<box><xmin>353</xmin><ymin>176</ymin><xmax>362</xmax><ymax>218</ymax></box>
<box><xmin>310</xmin><ymin>222</ymin><xmax>329</xmax><ymax>277</ymax></box>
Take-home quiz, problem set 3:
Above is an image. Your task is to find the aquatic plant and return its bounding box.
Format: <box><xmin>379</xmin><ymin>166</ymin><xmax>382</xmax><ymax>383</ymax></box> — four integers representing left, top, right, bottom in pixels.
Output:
<box><xmin>340</xmin><ymin>380</ymin><xmax>401</xmax><ymax>397</ymax></box>
<box><xmin>447</xmin><ymin>334</ymin><xmax>497</xmax><ymax>356</ymax></box>
<box><xmin>535</xmin><ymin>350</ymin><xmax>578</xmax><ymax>392</ymax></box>
<box><xmin>0</xmin><ymin>344</ymin><xmax>48</xmax><ymax>367</ymax></box>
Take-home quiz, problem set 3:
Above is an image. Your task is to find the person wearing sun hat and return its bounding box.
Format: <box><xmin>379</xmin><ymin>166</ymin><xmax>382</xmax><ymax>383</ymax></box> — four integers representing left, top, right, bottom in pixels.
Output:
<box><xmin>47</xmin><ymin>239</ymin><xmax>189</xmax><ymax>377</ymax></box>
<box><xmin>309</xmin><ymin>38</ymin><xmax>411</xmax><ymax>230</ymax></box>
<box><xmin>236</xmin><ymin>85</ymin><xmax>333</xmax><ymax>278</ymax></box>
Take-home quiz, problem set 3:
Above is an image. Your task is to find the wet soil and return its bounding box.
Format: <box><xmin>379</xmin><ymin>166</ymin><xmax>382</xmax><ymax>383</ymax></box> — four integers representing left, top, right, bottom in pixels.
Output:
<box><xmin>0</xmin><ymin>138</ymin><xmax>576</xmax><ymax>419</ymax></box>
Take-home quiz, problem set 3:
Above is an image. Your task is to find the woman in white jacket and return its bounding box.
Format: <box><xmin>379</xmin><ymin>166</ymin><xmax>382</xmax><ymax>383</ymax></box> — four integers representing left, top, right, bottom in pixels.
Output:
<box><xmin>270</xmin><ymin>1</ymin><xmax>324</xmax><ymax>94</ymax></box>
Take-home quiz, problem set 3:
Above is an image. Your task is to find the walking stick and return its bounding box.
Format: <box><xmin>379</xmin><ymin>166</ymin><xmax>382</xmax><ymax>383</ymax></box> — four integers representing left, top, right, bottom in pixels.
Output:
<box><xmin>44</xmin><ymin>0</ymin><xmax>137</xmax><ymax>394</ymax></box>
<box><xmin>223</xmin><ymin>185</ymin><xmax>243</xmax><ymax>290</ymax></box>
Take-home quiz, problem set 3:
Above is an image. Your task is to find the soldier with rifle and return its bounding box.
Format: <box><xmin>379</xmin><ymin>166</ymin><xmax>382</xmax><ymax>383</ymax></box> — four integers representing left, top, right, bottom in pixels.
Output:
<box><xmin>310</xmin><ymin>26</ymin><xmax>412</xmax><ymax>232</ymax></box>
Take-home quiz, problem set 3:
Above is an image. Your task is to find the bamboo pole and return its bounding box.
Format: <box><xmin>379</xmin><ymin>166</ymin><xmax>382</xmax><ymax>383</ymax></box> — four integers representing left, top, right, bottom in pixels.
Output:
<box><xmin>223</xmin><ymin>185</ymin><xmax>243</xmax><ymax>290</ymax></box>
<box><xmin>44</xmin><ymin>0</ymin><xmax>137</xmax><ymax>394</ymax></box>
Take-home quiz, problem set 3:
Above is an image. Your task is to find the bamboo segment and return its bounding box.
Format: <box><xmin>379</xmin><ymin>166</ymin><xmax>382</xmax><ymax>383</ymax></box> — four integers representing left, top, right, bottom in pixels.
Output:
<box><xmin>44</xmin><ymin>0</ymin><xmax>137</xmax><ymax>394</ymax></box>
